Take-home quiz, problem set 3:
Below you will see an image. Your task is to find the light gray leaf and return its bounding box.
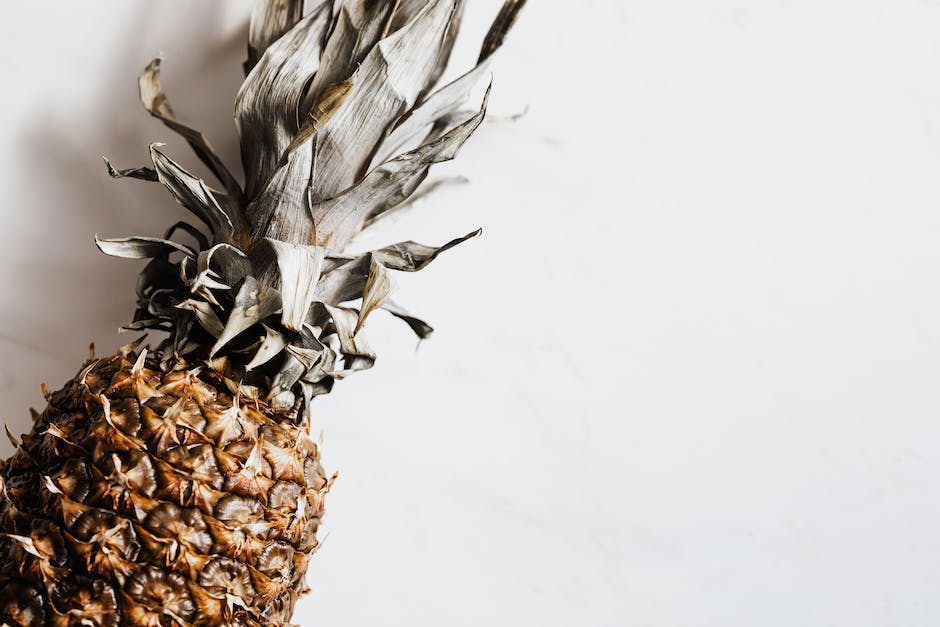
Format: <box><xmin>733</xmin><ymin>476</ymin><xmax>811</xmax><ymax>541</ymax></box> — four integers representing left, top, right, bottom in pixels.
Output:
<box><xmin>285</xmin><ymin>345</ymin><xmax>323</xmax><ymax>370</ymax></box>
<box><xmin>190</xmin><ymin>274</ymin><xmax>228</xmax><ymax>307</ymax></box>
<box><xmin>267</xmin><ymin>239</ymin><xmax>326</xmax><ymax>331</ymax></box>
<box><xmin>358</xmin><ymin>175</ymin><xmax>469</xmax><ymax>234</ymax></box>
<box><xmin>95</xmin><ymin>235</ymin><xmax>195</xmax><ymax>260</ymax></box>
<box><xmin>479</xmin><ymin>0</ymin><xmax>528</xmax><ymax>63</ymax></box>
<box><xmin>315</xmin><ymin>254</ymin><xmax>372</xmax><ymax>304</ymax></box>
<box><xmin>197</xmin><ymin>244</ymin><xmax>251</xmax><ymax>287</ymax></box>
<box><xmin>314</xmin><ymin>229</ymin><xmax>477</xmax><ymax>310</ymax></box>
<box><xmin>245</xmin><ymin>0</ymin><xmax>306</xmax><ymax>74</ymax></box>
<box><xmin>374</xmin><ymin>57</ymin><xmax>493</xmax><ymax>165</ymax></box>
<box><xmin>268</xmin><ymin>334</ymin><xmax>325</xmax><ymax>403</ymax></box>
<box><xmin>211</xmin><ymin>277</ymin><xmax>282</xmax><ymax>356</ymax></box>
<box><xmin>139</xmin><ymin>58</ymin><xmax>242</xmax><ymax>198</ymax></box>
<box><xmin>356</xmin><ymin>256</ymin><xmax>393</xmax><ymax>334</ymax></box>
<box><xmin>325</xmin><ymin>305</ymin><xmax>375</xmax><ymax>372</ymax></box>
<box><xmin>388</xmin><ymin>0</ymin><xmax>430</xmax><ymax>33</ymax></box>
<box><xmin>309</xmin><ymin>87</ymin><xmax>489</xmax><ymax>250</ymax></box>
<box><xmin>103</xmin><ymin>157</ymin><xmax>158</xmax><ymax>182</ymax></box>
<box><xmin>246</xmin><ymin>153</ymin><xmax>316</xmax><ymax>246</ymax></box>
<box><xmin>423</xmin><ymin>0</ymin><xmax>465</xmax><ymax>100</ymax></box>
<box><xmin>375</xmin><ymin>0</ymin><xmax>524</xmax><ymax>165</ymax></box>
<box><xmin>307</xmin><ymin>0</ymin><xmax>461</xmax><ymax>203</ymax></box>
<box><xmin>301</xmin><ymin>343</ymin><xmax>338</xmax><ymax>385</ymax></box>
<box><xmin>187</xmin><ymin>246</ymin><xmax>233</xmax><ymax>306</ymax></box>
<box><xmin>246</xmin><ymin>324</ymin><xmax>287</xmax><ymax>371</ymax></box>
<box><xmin>150</xmin><ymin>145</ymin><xmax>236</xmax><ymax>244</ymax></box>
<box><xmin>299</xmin><ymin>1</ymin><xmax>399</xmax><ymax>117</ymax></box>
<box><xmin>382</xmin><ymin>299</ymin><xmax>434</xmax><ymax>339</ymax></box>
<box><xmin>176</xmin><ymin>299</ymin><xmax>224</xmax><ymax>338</ymax></box>
<box><xmin>237</xmin><ymin>1</ymin><xmax>333</xmax><ymax>198</ymax></box>
<box><xmin>374</xmin><ymin>229</ymin><xmax>481</xmax><ymax>272</ymax></box>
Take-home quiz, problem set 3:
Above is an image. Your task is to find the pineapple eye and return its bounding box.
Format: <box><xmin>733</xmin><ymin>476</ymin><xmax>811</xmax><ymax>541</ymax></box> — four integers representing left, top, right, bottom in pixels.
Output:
<box><xmin>124</xmin><ymin>566</ymin><xmax>195</xmax><ymax>622</ymax></box>
<box><xmin>0</xmin><ymin>580</ymin><xmax>45</xmax><ymax>626</ymax></box>
<box><xmin>256</xmin><ymin>541</ymin><xmax>296</xmax><ymax>578</ymax></box>
<box><xmin>267</xmin><ymin>481</ymin><xmax>303</xmax><ymax>511</ymax></box>
<box><xmin>198</xmin><ymin>557</ymin><xmax>256</xmax><ymax>603</ymax></box>
<box><xmin>49</xmin><ymin>577</ymin><xmax>120</xmax><ymax>627</ymax></box>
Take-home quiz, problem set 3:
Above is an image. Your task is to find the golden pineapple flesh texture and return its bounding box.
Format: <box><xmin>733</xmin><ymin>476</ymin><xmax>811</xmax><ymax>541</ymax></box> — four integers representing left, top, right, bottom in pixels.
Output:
<box><xmin>0</xmin><ymin>0</ymin><xmax>524</xmax><ymax>625</ymax></box>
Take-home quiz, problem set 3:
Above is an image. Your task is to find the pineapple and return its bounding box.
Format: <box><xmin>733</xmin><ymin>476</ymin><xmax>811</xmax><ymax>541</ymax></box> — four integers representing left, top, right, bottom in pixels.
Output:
<box><xmin>0</xmin><ymin>1</ymin><xmax>525</xmax><ymax>625</ymax></box>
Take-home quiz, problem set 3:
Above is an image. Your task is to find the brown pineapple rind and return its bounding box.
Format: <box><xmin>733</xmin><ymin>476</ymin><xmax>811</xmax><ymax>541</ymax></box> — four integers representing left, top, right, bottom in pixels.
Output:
<box><xmin>0</xmin><ymin>346</ymin><xmax>330</xmax><ymax>626</ymax></box>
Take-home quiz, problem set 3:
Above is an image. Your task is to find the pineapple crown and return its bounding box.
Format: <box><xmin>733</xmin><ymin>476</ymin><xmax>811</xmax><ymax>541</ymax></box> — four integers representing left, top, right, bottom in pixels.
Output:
<box><xmin>95</xmin><ymin>0</ymin><xmax>525</xmax><ymax>417</ymax></box>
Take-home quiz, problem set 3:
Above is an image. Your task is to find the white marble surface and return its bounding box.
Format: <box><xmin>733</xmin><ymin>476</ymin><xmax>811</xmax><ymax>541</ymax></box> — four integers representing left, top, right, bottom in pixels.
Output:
<box><xmin>3</xmin><ymin>1</ymin><xmax>940</xmax><ymax>625</ymax></box>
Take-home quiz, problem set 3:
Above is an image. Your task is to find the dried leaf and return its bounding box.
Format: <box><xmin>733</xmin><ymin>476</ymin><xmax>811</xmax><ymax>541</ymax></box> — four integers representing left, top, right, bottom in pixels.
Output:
<box><xmin>373</xmin><ymin>229</ymin><xmax>481</xmax><ymax>271</ymax></box>
<box><xmin>245</xmin><ymin>325</ymin><xmax>287</xmax><ymax>371</ymax></box>
<box><xmin>245</xmin><ymin>0</ymin><xmax>307</xmax><ymax>73</ymax></box>
<box><xmin>376</xmin><ymin>0</ymin><xmax>525</xmax><ymax>164</ymax></box>
<box><xmin>315</xmin><ymin>230</ymin><xmax>477</xmax><ymax>308</ymax></box>
<box><xmin>103</xmin><ymin>158</ymin><xmax>158</xmax><ymax>182</ymax></box>
<box><xmin>307</xmin><ymin>0</ymin><xmax>462</xmax><ymax>203</ymax></box>
<box><xmin>237</xmin><ymin>1</ymin><xmax>334</xmax><ymax>198</ymax></box>
<box><xmin>95</xmin><ymin>235</ymin><xmax>195</xmax><ymax>260</ymax></box>
<box><xmin>176</xmin><ymin>299</ymin><xmax>225</xmax><ymax>338</ymax></box>
<box><xmin>388</xmin><ymin>0</ymin><xmax>430</xmax><ymax>33</ymax></box>
<box><xmin>299</xmin><ymin>1</ymin><xmax>400</xmax><ymax>117</ymax></box>
<box><xmin>358</xmin><ymin>175</ymin><xmax>469</xmax><ymax>233</ymax></box>
<box><xmin>267</xmin><ymin>239</ymin><xmax>326</xmax><ymax>331</ymax></box>
<box><xmin>309</xmin><ymin>87</ymin><xmax>489</xmax><ymax>249</ymax></box>
<box><xmin>150</xmin><ymin>145</ymin><xmax>236</xmax><ymax>245</ymax></box>
<box><xmin>315</xmin><ymin>254</ymin><xmax>372</xmax><ymax>304</ymax></box>
<box><xmin>374</xmin><ymin>58</ymin><xmax>493</xmax><ymax>165</ymax></box>
<box><xmin>479</xmin><ymin>0</ymin><xmax>528</xmax><ymax>63</ymax></box>
<box><xmin>197</xmin><ymin>244</ymin><xmax>251</xmax><ymax>288</ymax></box>
<box><xmin>211</xmin><ymin>277</ymin><xmax>282</xmax><ymax>356</ymax></box>
<box><xmin>382</xmin><ymin>300</ymin><xmax>434</xmax><ymax>339</ymax></box>
<box><xmin>356</xmin><ymin>256</ymin><xmax>393</xmax><ymax>334</ymax></box>
<box><xmin>324</xmin><ymin>305</ymin><xmax>375</xmax><ymax>372</ymax></box>
<box><xmin>139</xmin><ymin>58</ymin><xmax>243</xmax><ymax>198</ymax></box>
<box><xmin>286</xmin><ymin>78</ymin><xmax>354</xmax><ymax>157</ymax></box>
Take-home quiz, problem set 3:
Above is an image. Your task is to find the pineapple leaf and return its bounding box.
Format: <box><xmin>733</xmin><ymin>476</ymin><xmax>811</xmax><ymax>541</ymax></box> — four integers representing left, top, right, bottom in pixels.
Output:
<box><xmin>149</xmin><ymin>145</ymin><xmax>239</xmax><ymax>245</ymax></box>
<box><xmin>245</xmin><ymin>325</ymin><xmax>287</xmax><ymax>371</ymax></box>
<box><xmin>139</xmin><ymin>58</ymin><xmax>243</xmax><ymax>198</ymax></box>
<box><xmin>372</xmin><ymin>229</ymin><xmax>482</xmax><ymax>272</ymax></box>
<box><xmin>245</xmin><ymin>0</ymin><xmax>307</xmax><ymax>74</ymax></box>
<box><xmin>324</xmin><ymin>305</ymin><xmax>376</xmax><ymax>373</ymax></box>
<box><xmin>176</xmin><ymin>299</ymin><xmax>225</xmax><ymax>338</ymax></box>
<box><xmin>211</xmin><ymin>277</ymin><xmax>282</xmax><ymax>356</ymax></box>
<box><xmin>103</xmin><ymin>157</ymin><xmax>159</xmax><ymax>182</ymax></box>
<box><xmin>95</xmin><ymin>235</ymin><xmax>195</xmax><ymax>260</ymax></box>
<box><xmin>479</xmin><ymin>0</ymin><xmax>528</xmax><ymax>63</ymax></box>
<box><xmin>356</xmin><ymin>256</ymin><xmax>393</xmax><ymax>334</ymax></box>
<box><xmin>237</xmin><ymin>1</ymin><xmax>333</xmax><ymax>199</ymax></box>
<box><xmin>381</xmin><ymin>299</ymin><xmax>434</xmax><ymax>339</ymax></box>
<box><xmin>306</xmin><ymin>0</ymin><xmax>463</xmax><ymax>203</ymax></box>
<box><xmin>358</xmin><ymin>175</ymin><xmax>469</xmax><ymax>234</ymax></box>
<box><xmin>299</xmin><ymin>1</ymin><xmax>400</xmax><ymax>114</ymax></box>
<box><xmin>267</xmin><ymin>239</ymin><xmax>326</xmax><ymax>332</ymax></box>
<box><xmin>309</xmin><ymin>86</ymin><xmax>489</xmax><ymax>248</ymax></box>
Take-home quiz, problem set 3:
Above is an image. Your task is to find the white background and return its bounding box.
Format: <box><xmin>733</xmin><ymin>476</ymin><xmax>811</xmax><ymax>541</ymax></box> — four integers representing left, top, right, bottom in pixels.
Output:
<box><xmin>2</xmin><ymin>1</ymin><xmax>940</xmax><ymax>625</ymax></box>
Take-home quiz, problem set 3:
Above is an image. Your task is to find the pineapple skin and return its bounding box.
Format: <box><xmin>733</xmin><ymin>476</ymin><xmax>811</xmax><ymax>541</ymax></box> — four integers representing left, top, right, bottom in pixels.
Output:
<box><xmin>0</xmin><ymin>346</ymin><xmax>329</xmax><ymax>626</ymax></box>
